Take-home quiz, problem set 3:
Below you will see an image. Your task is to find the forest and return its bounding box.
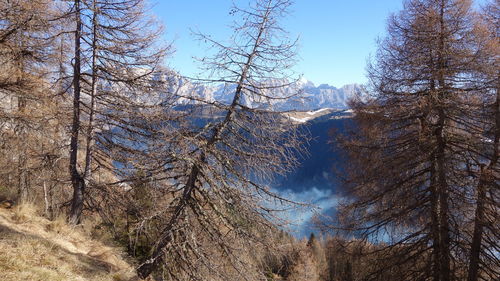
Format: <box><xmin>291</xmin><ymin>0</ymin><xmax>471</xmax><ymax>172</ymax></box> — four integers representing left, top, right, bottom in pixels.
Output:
<box><xmin>0</xmin><ymin>0</ymin><xmax>498</xmax><ymax>280</ymax></box>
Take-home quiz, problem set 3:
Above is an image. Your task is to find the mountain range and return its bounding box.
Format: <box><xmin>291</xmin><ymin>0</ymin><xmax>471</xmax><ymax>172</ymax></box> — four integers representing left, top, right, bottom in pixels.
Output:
<box><xmin>154</xmin><ymin>70</ymin><xmax>364</xmax><ymax>111</ymax></box>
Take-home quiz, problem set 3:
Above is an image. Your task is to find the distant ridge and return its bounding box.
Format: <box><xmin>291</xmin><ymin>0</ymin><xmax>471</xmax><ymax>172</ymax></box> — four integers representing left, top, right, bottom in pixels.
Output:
<box><xmin>153</xmin><ymin>69</ymin><xmax>364</xmax><ymax>110</ymax></box>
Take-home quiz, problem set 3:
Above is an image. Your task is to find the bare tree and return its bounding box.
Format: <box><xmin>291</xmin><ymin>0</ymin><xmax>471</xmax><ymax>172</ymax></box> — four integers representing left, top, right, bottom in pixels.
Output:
<box><xmin>330</xmin><ymin>1</ymin><xmax>496</xmax><ymax>280</ymax></box>
<box><xmin>65</xmin><ymin>0</ymin><xmax>168</xmax><ymax>224</ymax></box>
<box><xmin>134</xmin><ymin>0</ymin><xmax>305</xmax><ymax>279</ymax></box>
<box><xmin>0</xmin><ymin>0</ymin><xmax>59</xmax><ymax>203</ymax></box>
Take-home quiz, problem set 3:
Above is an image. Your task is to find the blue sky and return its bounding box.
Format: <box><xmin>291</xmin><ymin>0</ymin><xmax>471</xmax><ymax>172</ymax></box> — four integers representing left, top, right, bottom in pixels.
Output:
<box><xmin>151</xmin><ymin>0</ymin><xmax>486</xmax><ymax>87</ymax></box>
<box><xmin>151</xmin><ymin>0</ymin><xmax>405</xmax><ymax>87</ymax></box>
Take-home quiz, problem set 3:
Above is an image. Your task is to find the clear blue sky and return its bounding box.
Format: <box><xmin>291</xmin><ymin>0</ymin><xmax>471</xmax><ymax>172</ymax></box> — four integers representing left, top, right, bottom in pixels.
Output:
<box><xmin>150</xmin><ymin>0</ymin><xmax>482</xmax><ymax>87</ymax></box>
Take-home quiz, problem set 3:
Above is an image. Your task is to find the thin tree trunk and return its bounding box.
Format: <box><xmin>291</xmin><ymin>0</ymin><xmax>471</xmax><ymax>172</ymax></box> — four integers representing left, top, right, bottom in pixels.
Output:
<box><xmin>467</xmin><ymin>79</ymin><xmax>499</xmax><ymax>281</ymax></box>
<box><xmin>83</xmin><ymin>0</ymin><xmax>98</xmax><ymax>182</ymax></box>
<box><xmin>467</xmin><ymin>175</ymin><xmax>487</xmax><ymax>281</ymax></box>
<box><xmin>43</xmin><ymin>181</ymin><xmax>50</xmax><ymax>218</ymax></box>
<box><xmin>428</xmin><ymin>75</ymin><xmax>442</xmax><ymax>281</ymax></box>
<box><xmin>436</xmin><ymin>126</ymin><xmax>451</xmax><ymax>281</ymax></box>
<box><xmin>430</xmin><ymin>162</ymin><xmax>441</xmax><ymax>281</ymax></box>
<box><xmin>17</xmin><ymin>64</ymin><xmax>28</xmax><ymax>203</ymax></box>
<box><xmin>435</xmin><ymin>104</ymin><xmax>451</xmax><ymax>281</ymax></box>
<box><xmin>435</xmin><ymin>2</ymin><xmax>451</xmax><ymax>279</ymax></box>
<box><xmin>69</xmin><ymin>0</ymin><xmax>84</xmax><ymax>225</ymax></box>
<box><xmin>17</xmin><ymin>132</ymin><xmax>29</xmax><ymax>203</ymax></box>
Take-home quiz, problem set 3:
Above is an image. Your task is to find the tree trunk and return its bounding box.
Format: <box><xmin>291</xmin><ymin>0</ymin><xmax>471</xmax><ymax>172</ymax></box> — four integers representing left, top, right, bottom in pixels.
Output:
<box><xmin>43</xmin><ymin>181</ymin><xmax>54</xmax><ymax>220</ymax></box>
<box><xmin>17</xmin><ymin>148</ymin><xmax>28</xmax><ymax>202</ymax></box>
<box><xmin>467</xmin><ymin>77</ymin><xmax>499</xmax><ymax>281</ymax></box>
<box><xmin>430</xmin><ymin>162</ymin><xmax>441</xmax><ymax>281</ymax></box>
<box><xmin>68</xmin><ymin>0</ymin><xmax>84</xmax><ymax>225</ymax></box>
<box><xmin>467</xmin><ymin>175</ymin><xmax>487</xmax><ymax>281</ymax></box>
<box><xmin>436</xmin><ymin>106</ymin><xmax>451</xmax><ymax>281</ymax></box>
<box><xmin>435</xmin><ymin>3</ymin><xmax>451</xmax><ymax>279</ymax></box>
<box><xmin>137</xmin><ymin>164</ymin><xmax>200</xmax><ymax>279</ymax></box>
<box><xmin>17</xmin><ymin>79</ymin><xmax>28</xmax><ymax>203</ymax></box>
<box><xmin>83</xmin><ymin>0</ymin><xmax>98</xmax><ymax>182</ymax></box>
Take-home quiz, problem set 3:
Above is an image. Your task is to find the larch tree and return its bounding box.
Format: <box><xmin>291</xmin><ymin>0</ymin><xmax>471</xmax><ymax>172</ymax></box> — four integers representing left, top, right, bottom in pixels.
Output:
<box><xmin>64</xmin><ymin>0</ymin><xmax>168</xmax><ymax>224</ymax></box>
<box><xmin>135</xmin><ymin>0</ymin><xmax>305</xmax><ymax>279</ymax></box>
<box><xmin>331</xmin><ymin>0</ymin><xmax>496</xmax><ymax>280</ymax></box>
<box><xmin>0</xmin><ymin>0</ymin><xmax>58</xmax><ymax>203</ymax></box>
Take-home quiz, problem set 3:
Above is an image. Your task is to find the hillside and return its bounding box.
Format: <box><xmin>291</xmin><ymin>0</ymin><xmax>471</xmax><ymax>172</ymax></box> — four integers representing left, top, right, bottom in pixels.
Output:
<box><xmin>0</xmin><ymin>205</ymin><xmax>140</xmax><ymax>281</ymax></box>
<box><xmin>274</xmin><ymin>110</ymin><xmax>353</xmax><ymax>235</ymax></box>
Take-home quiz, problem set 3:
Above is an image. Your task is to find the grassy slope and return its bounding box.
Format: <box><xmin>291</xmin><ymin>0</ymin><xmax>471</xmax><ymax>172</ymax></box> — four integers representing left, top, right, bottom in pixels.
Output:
<box><xmin>0</xmin><ymin>204</ymin><xmax>141</xmax><ymax>281</ymax></box>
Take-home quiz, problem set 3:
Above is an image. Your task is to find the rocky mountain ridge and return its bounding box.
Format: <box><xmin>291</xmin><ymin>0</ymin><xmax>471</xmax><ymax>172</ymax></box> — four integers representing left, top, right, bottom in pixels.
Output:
<box><xmin>154</xmin><ymin>70</ymin><xmax>363</xmax><ymax>110</ymax></box>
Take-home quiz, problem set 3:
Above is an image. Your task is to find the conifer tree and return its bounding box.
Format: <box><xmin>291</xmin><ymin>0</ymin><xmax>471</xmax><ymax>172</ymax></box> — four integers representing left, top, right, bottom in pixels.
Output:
<box><xmin>467</xmin><ymin>1</ymin><xmax>499</xmax><ymax>280</ymax></box>
<box><xmin>333</xmin><ymin>1</ymin><xmax>496</xmax><ymax>280</ymax></box>
<box><xmin>135</xmin><ymin>0</ymin><xmax>304</xmax><ymax>279</ymax></box>
<box><xmin>65</xmin><ymin>0</ymin><xmax>168</xmax><ymax>224</ymax></box>
<box><xmin>0</xmin><ymin>0</ymin><xmax>58</xmax><ymax>202</ymax></box>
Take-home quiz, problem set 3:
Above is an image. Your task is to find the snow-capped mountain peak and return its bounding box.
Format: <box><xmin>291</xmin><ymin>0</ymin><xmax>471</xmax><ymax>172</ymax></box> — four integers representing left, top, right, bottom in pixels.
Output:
<box><xmin>297</xmin><ymin>77</ymin><xmax>315</xmax><ymax>88</ymax></box>
<box><xmin>153</xmin><ymin>69</ymin><xmax>363</xmax><ymax>110</ymax></box>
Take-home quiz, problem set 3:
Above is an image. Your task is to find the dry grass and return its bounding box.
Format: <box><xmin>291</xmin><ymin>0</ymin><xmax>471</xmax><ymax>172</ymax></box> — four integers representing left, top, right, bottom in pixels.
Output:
<box><xmin>0</xmin><ymin>203</ymin><xmax>141</xmax><ymax>281</ymax></box>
